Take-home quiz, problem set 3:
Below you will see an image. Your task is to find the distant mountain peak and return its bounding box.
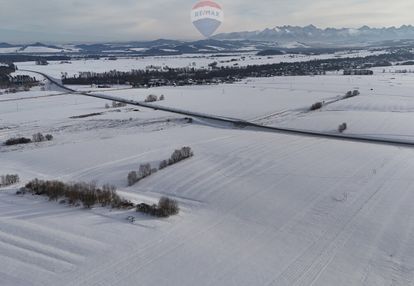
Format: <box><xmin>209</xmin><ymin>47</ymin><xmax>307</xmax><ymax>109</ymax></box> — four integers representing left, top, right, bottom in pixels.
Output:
<box><xmin>213</xmin><ymin>25</ymin><xmax>414</xmax><ymax>46</ymax></box>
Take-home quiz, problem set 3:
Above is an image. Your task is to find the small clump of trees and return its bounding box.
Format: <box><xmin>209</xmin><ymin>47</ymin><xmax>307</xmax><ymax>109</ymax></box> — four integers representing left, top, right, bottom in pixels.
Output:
<box><xmin>128</xmin><ymin>163</ymin><xmax>158</xmax><ymax>186</ymax></box>
<box><xmin>32</xmin><ymin>133</ymin><xmax>53</xmax><ymax>143</ymax></box>
<box><xmin>160</xmin><ymin>147</ymin><xmax>194</xmax><ymax>169</ymax></box>
<box><xmin>5</xmin><ymin>137</ymin><xmax>31</xmax><ymax>146</ymax></box>
<box><xmin>5</xmin><ymin>133</ymin><xmax>53</xmax><ymax>146</ymax></box>
<box><xmin>136</xmin><ymin>197</ymin><xmax>179</xmax><ymax>218</ymax></box>
<box><xmin>0</xmin><ymin>174</ymin><xmax>20</xmax><ymax>187</ymax></box>
<box><xmin>144</xmin><ymin>94</ymin><xmax>159</xmax><ymax>103</ymax></box>
<box><xmin>21</xmin><ymin>179</ymin><xmax>134</xmax><ymax>209</ymax></box>
<box><xmin>128</xmin><ymin>147</ymin><xmax>194</xmax><ymax>186</ymax></box>
<box><xmin>310</xmin><ymin>102</ymin><xmax>323</xmax><ymax>111</ymax></box>
<box><xmin>344</xmin><ymin>90</ymin><xmax>360</xmax><ymax>99</ymax></box>
<box><xmin>338</xmin><ymin>123</ymin><xmax>348</xmax><ymax>133</ymax></box>
<box><xmin>105</xmin><ymin>101</ymin><xmax>127</xmax><ymax>109</ymax></box>
<box><xmin>35</xmin><ymin>59</ymin><xmax>49</xmax><ymax>66</ymax></box>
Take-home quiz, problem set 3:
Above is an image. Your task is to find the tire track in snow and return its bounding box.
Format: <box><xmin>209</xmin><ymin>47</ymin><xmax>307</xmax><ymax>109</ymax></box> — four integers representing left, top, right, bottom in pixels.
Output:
<box><xmin>267</xmin><ymin>154</ymin><xmax>407</xmax><ymax>286</ymax></box>
<box><xmin>358</xmin><ymin>178</ymin><xmax>414</xmax><ymax>286</ymax></box>
<box><xmin>207</xmin><ymin>141</ymin><xmax>385</xmax><ymax>286</ymax></box>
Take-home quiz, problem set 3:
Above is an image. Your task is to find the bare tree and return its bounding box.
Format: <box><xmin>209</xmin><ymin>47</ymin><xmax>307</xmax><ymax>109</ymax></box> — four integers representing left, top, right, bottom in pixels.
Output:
<box><xmin>338</xmin><ymin>123</ymin><xmax>347</xmax><ymax>133</ymax></box>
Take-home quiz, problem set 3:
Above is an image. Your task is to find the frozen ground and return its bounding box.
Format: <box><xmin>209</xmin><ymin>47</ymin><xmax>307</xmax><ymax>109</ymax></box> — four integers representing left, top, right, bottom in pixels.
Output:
<box><xmin>1</xmin><ymin>68</ymin><xmax>414</xmax><ymax>285</ymax></box>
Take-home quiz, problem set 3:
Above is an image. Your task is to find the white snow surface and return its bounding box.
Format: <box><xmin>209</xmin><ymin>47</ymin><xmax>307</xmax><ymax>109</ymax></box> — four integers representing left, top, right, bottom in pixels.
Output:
<box><xmin>1</xmin><ymin>68</ymin><xmax>414</xmax><ymax>285</ymax></box>
<box><xmin>15</xmin><ymin>50</ymin><xmax>385</xmax><ymax>78</ymax></box>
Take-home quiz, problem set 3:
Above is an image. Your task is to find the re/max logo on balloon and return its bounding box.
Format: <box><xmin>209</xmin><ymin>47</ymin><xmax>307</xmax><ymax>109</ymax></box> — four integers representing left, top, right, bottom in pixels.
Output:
<box><xmin>191</xmin><ymin>1</ymin><xmax>224</xmax><ymax>38</ymax></box>
<box><xmin>193</xmin><ymin>10</ymin><xmax>221</xmax><ymax>18</ymax></box>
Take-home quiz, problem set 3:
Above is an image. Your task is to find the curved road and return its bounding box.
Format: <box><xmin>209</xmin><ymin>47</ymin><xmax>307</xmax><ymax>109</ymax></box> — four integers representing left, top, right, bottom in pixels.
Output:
<box><xmin>20</xmin><ymin>69</ymin><xmax>414</xmax><ymax>148</ymax></box>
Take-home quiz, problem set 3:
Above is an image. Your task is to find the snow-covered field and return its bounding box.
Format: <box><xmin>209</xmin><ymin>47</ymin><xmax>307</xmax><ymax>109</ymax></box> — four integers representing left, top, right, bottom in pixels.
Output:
<box><xmin>15</xmin><ymin>49</ymin><xmax>384</xmax><ymax>78</ymax></box>
<box><xmin>1</xmin><ymin>64</ymin><xmax>414</xmax><ymax>285</ymax></box>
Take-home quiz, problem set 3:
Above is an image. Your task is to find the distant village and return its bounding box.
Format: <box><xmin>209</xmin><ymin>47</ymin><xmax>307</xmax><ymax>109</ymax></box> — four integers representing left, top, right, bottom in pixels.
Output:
<box><xmin>61</xmin><ymin>51</ymin><xmax>414</xmax><ymax>87</ymax></box>
<box><xmin>1</xmin><ymin>50</ymin><xmax>414</xmax><ymax>91</ymax></box>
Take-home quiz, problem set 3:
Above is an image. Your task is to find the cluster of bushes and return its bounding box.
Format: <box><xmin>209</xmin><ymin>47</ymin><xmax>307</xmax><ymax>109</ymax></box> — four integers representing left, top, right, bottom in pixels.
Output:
<box><xmin>21</xmin><ymin>179</ymin><xmax>133</xmax><ymax>209</ymax></box>
<box><xmin>344</xmin><ymin>90</ymin><xmax>360</xmax><ymax>99</ymax></box>
<box><xmin>136</xmin><ymin>197</ymin><xmax>179</xmax><ymax>218</ymax></box>
<box><xmin>4</xmin><ymin>133</ymin><xmax>53</xmax><ymax>146</ymax></box>
<box><xmin>19</xmin><ymin>178</ymin><xmax>179</xmax><ymax>218</ymax></box>
<box><xmin>144</xmin><ymin>94</ymin><xmax>165</xmax><ymax>103</ymax></box>
<box><xmin>159</xmin><ymin>147</ymin><xmax>194</xmax><ymax>170</ymax></box>
<box><xmin>32</xmin><ymin>133</ymin><xmax>53</xmax><ymax>143</ymax></box>
<box><xmin>338</xmin><ymin>123</ymin><xmax>348</xmax><ymax>133</ymax></box>
<box><xmin>5</xmin><ymin>137</ymin><xmax>31</xmax><ymax>146</ymax></box>
<box><xmin>310</xmin><ymin>102</ymin><xmax>324</xmax><ymax>111</ymax></box>
<box><xmin>0</xmin><ymin>174</ymin><xmax>20</xmax><ymax>187</ymax></box>
<box><xmin>128</xmin><ymin>164</ymin><xmax>158</xmax><ymax>186</ymax></box>
<box><xmin>105</xmin><ymin>101</ymin><xmax>127</xmax><ymax>109</ymax></box>
<box><xmin>127</xmin><ymin>147</ymin><xmax>194</xmax><ymax>186</ymax></box>
<box><xmin>35</xmin><ymin>59</ymin><xmax>49</xmax><ymax>66</ymax></box>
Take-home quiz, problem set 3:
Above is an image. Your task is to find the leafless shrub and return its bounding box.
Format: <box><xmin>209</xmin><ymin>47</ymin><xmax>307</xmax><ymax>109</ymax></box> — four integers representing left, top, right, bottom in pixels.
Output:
<box><xmin>344</xmin><ymin>90</ymin><xmax>360</xmax><ymax>99</ymax></box>
<box><xmin>127</xmin><ymin>171</ymin><xmax>138</xmax><ymax>186</ymax></box>
<box><xmin>159</xmin><ymin>160</ymin><xmax>168</xmax><ymax>170</ymax></box>
<box><xmin>127</xmin><ymin>163</ymin><xmax>158</xmax><ymax>186</ymax></box>
<box><xmin>144</xmin><ymin>94</ymin><xmax>158</xmax><ymax>102</ymax></box>
<box><xmin>128</xmin><ymin>147</ymin><xmax>193</xmax><ymax>186</ymax></box>
<box><xmin>136</xmin><ymin>197</ymin><xmax>179</xmax><ymax>218</ymax></box>
<box><xmin>32</xmin><ymin>132</ymin><xmax>45</xmax><ymax>142</ymax></box>
<box><xmin>310</xmin><ymin>102</ymin><xmax>323</xmax><ymax>111</ymax></box>
<box><xmin>0</xmin><ymin>174</ymin><xmax>20</xmax><ymax>187</ymax></box>
<box><xmin>168</xmin><ymin>147</ymin><xmax>194</xmax><ymax>165</ymax></box>
<box><xmin>5</xmin><ymin>137</ymin><xmax>31</xmax><ymax>146</ymax></box>
<box><xmin>112</xmin><ymin>101</ymin><xmax>127</xmax><ymax>108</ymax></box>
<box><xmin>32</xmin><ymin>133</ymin><xmax>53</xmax><ymax>143</ymax></box>
<box><xmin>157</xmin><ymin>197</ymin><xmax>179</xmax><ymax>217</ymax></box>
<box><xmin>338</xmin><ymin>123</ymin><xmax>347</xmax><ymax>133</ymax></box>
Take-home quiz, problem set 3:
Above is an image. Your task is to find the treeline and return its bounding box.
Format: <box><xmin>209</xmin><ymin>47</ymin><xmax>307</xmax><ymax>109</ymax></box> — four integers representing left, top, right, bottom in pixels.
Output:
<box><xmin>0</xmin><ymin>55</ymin><xmax>70</xmax><ymax>63</ymax></box>
<box><xmin>0</xmin><ymin>174</ymin><xmax>20</xmax><ymax>187</ymax></box>
<box><xmin>0</xmin><ymin>63</ymin><xmax>39</xmax><ymax>89</ymax></box>
<box><xmin>21</xmin><ymin>179</ymin><xmax>133</xmax><ymax>209</ymax></box>
<box><xmin>4</xmin><ymin>132</ymin><xmax>53</xmax><ymax>146</ymax></box>
<box><xmin>309</xmin><ymin>90</ymin><xmax>361</xmax><ymax>111</ymax></box>
<box><xmin>20</xmin><ymin>178</ymin><xmax>180</xmax><ymax>218</ymax></box>
<box><xmin>128</xmin><ymin>147</ymin><xmax>194</xmax><ymax>186</ymax></box>
<box><xmin>61</xmin><ymin>51</ymin><xmax>414</xmax><ymax>87</ymax></box>
<box><xmin>0</xmin><ymin>63</ymin><xmax>16</xmax><ymax>88</ymax></box>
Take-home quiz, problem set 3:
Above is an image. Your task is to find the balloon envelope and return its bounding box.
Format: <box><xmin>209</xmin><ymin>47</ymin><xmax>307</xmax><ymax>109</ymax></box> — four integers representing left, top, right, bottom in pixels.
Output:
<box><xmin>191</xmin><ymin>1</ymin><xmax>223</xmax><ymax>38</ymax></box>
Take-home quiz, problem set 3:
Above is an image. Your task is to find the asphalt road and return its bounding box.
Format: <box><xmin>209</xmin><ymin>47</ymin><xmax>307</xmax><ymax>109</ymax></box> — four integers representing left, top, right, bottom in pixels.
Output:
<box><xmin>19</xmin><ymin>69</ymin><xmax>414</xmax><ymax>148</ymax></box>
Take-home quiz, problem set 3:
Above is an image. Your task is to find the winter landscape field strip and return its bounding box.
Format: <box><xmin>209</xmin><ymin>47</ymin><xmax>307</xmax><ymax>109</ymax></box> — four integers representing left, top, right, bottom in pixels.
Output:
<box><xmin>19</xmin><ymin>69</ymin><xmax>414</xmax><ymax>148</ymax></box>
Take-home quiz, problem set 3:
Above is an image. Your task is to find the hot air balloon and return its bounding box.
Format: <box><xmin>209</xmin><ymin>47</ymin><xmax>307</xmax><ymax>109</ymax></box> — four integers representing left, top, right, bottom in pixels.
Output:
<box><xmin>191</xmin><ymin>1</ymin><xmax>223</xmax><ymax>38</ymax></box>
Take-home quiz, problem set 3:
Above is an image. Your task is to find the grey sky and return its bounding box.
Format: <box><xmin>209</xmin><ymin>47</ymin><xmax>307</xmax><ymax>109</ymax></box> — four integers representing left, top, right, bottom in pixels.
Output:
<box><xmin>0</xmin><ymin>0</ymin><xmax>412</xmax><ymax>43</ymax></box>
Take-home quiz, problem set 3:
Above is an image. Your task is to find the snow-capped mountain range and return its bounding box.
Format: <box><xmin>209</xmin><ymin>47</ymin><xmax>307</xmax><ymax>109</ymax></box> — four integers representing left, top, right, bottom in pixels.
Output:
<box><xmin>1</xmin><ymin>25</ymin><xmax>414</xmax><ymax>56</ymax></box>
<box><xmin>213</xmin><ymin>25</ymin><xmax>414</xmax><ymax>45</ymax></box>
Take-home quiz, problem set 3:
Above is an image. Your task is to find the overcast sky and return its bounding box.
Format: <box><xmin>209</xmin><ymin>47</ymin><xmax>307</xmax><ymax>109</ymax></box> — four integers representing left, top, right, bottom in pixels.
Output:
<box><xmin>0</xmin><ymin>0</ymin><xmax>412</xmax><ymax>43</ymax></box>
